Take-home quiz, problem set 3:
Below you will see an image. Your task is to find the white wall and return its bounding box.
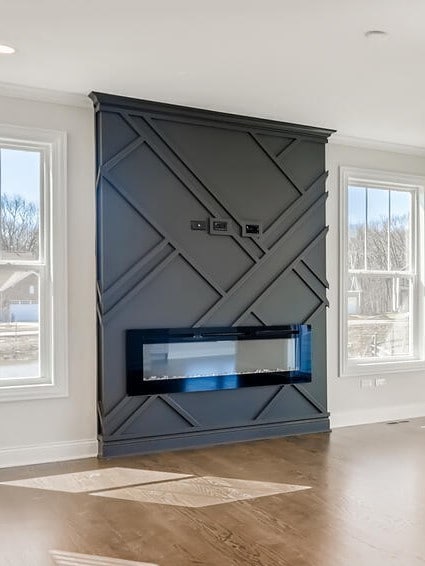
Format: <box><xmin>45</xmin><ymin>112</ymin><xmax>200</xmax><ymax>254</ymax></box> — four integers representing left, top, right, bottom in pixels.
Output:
<box><xmin>1</xmin><ymin>90</ymin><xmax>424</xmax><ymax>467</ymax></box>
<box><xmin>0</xmin><ymin>94</ymin><xmax>97</xmax><ymax>467</ymax></box>
<box><xmin>326</xmin><ymin>142</ymin><xmax>425</xmax><ymax>428</ymax></box>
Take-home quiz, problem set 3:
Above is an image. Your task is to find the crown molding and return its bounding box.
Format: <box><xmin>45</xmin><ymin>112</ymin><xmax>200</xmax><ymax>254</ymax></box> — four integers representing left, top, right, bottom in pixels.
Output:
<box><xmin>330</xmin><ymin>133</ymin><xmax>425</xmax><ymax>157</ymax></box>
<box><xmin>0</xmin><ymin>81</ymin><xmax>90</xmax><ymax>109</ymax></box>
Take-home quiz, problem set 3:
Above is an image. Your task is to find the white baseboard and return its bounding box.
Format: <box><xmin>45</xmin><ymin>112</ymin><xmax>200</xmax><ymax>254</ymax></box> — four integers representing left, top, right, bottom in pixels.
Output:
<box><xmin>0</xmin><ymin>438</ymin><xmax>98</xmax><ymax>469</ymax></box>
<box><xmin>330</xmin><ymin>403</ymin><xmax>425</xmax><ymax>429</ymax></box>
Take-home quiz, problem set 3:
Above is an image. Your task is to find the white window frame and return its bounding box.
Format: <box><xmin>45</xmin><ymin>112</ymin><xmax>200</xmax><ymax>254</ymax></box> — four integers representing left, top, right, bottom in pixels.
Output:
<box><xmin>0</xmin><ymin>124</ymin><xmax>68</xmax><ymax>401</ymax></box>
<box><xmin>340</xmin><ymin>166</ymin><xmax>425</xmax><ymax>377</ymax></box>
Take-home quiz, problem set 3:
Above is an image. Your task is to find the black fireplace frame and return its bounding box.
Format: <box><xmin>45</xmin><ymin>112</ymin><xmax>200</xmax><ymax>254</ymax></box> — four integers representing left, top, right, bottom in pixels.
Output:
<box><xmin>126</xmin><ymin>325</ymin><xmax>311</xmax><ymax>396</ymax></box>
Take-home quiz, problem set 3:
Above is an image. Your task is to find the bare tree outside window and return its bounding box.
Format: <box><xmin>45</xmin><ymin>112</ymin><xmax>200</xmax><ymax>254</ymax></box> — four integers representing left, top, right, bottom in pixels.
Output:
<box><xmin>0</xmin><ymin>194</ymin><xmax>39</xmax><ymax>259</ymax></box>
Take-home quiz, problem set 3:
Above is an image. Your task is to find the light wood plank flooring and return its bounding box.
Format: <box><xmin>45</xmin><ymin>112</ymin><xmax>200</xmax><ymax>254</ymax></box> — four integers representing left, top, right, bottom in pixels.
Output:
<box><xmin>1</xmin><ymin>418</ymin><xmax>425</xmax><ymax>566</ymax></box>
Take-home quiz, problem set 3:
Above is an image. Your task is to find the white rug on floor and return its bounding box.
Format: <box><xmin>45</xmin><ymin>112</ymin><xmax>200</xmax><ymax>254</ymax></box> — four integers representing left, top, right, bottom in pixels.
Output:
<box><xmin>91</xmin><ymin>475</ymin><xmax>311</xmax><ymax>508</ymax></box>
<box><xmin>50</xmin><ymin>550</ymin><xmax>158</xmax><ymax>565</ymax></box>
<box><xmin>1</xmin><ymin>466</ymin><xmax>190</xmax><ymax>493</ymax></box>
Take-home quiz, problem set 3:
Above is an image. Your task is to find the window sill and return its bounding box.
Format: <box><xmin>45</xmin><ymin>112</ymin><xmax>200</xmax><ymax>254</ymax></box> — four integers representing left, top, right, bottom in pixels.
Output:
<box><xmin>341</xmin><ymin>359</ymin><xmax>425</xmax><ymax>378</ymax></box>
<box><xmin>0</xmin><ymin>380</ymin><xmax>68</xmax><ymax>403</ymax></box>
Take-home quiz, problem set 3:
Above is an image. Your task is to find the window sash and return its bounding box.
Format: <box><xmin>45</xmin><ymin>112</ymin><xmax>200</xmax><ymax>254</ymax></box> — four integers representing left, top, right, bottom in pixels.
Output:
<box><xmin>346</xmin><ymin>272</ymin><xmax>416</xmax><ymax>363</ymax></box>
<box><xmin>347</xmin><ymin>184</ymin><xmax>415</xmax><ymax>274</ymax></box>
<box><xmin>0</xmin><ymin>264</ymin><xmax>51</xmax><ymax>387</ymax></box>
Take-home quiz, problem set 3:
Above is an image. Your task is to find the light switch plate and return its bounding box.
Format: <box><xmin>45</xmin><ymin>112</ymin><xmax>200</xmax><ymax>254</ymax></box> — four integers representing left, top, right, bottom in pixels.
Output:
<box><xmin>191</xmin><ymin>220</ymin><xmax>207</xmax><ymax>231</ymax></box>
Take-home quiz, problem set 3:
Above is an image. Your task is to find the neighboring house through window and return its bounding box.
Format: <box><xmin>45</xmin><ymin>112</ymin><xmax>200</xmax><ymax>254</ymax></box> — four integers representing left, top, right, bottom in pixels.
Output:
<box><xmin>340</xmin><ymin>167</ymin><xmax>425</xmax><ymax>376</ymax></box>
<box><xmin>0</xmin><ymin>125</ymin><xmax>67</xmax><ymax>400</ymax></box>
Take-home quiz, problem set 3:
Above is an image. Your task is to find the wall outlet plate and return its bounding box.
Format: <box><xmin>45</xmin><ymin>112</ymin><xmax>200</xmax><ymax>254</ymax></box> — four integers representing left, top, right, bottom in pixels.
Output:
<box><xmin>242</xmin><ymin>221</ymin><xmax>262</xmax><ymax>239</ymax></box>
<box><xmin>209</xmin><ymin>217</ymin><xmax>232</xmax><ymax>235</ymax></box>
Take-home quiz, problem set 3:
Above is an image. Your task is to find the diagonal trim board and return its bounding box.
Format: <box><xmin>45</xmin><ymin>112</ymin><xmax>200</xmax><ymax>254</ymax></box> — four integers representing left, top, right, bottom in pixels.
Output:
<box><xmin>161</xmin><ymin>395</ymin><xmax>200</xmax><ymax>427</ymax></box>
<box><xmin>303</xmin><ymin>302</ymin><xmax>326</xmax><ymax>324</ymax></box>
<box><xmin>249</xmin><ymin>133</ymin><xmax>303</xmax><ymax>196</ymax></box>
<box><xmin>109</xmin><ymin>396</ymin><xmax>198</xmax><ymax>438</ymax></box>
<box><xmin>111</xmin><ymin>397</ymin><xmax>158</xmax><ymax>436</ymax></box>
<box><xmin>103</xmin><ymin>239</ymin><xmax>170</xmax><ymax>301</ymax></box>
<box><xmin>293</xmin><ymin>384</ymin><xmax>327</xmax><ymax>415</ymax></box>
<box><xmin>263</xmin><ymin>170</ymin><xmax>328</xmax><ymax>246</ymax></box>
<box><xmin>104</xmin><ymin>250</ymin><xmax>179</xmax><ymax>321</ymax></box>
<box><xmin>253</xmin><ymin>384</ymin><xmax>325</xmax><ymax>422</ymax></box>
<box><xmin>292</xmin><ymin>266</ymin><xmax>329</xmax><ymax>307</ymax></box>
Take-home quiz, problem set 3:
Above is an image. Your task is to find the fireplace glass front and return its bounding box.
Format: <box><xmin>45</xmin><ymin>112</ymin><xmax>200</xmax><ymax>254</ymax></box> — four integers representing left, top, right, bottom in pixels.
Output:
<box><xmin>127</xmin><ymin>325</ymin><xmax>311</xmax><ymax>395</ymax></box>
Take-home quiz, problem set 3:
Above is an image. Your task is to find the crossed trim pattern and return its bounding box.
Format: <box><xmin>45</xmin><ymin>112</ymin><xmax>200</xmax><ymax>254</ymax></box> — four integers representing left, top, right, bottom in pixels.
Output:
<box><xmin>96</xmin><ymin>110</ymin><xmax>329</xmax><ymax>440</ymax></box>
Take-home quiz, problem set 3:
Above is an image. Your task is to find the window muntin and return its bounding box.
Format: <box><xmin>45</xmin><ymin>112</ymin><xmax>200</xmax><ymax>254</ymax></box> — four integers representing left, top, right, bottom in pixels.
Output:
<box><xmin>341</xmin><ymin>168</ymin><xmax>424</xmax><ymax>376</ymax></box>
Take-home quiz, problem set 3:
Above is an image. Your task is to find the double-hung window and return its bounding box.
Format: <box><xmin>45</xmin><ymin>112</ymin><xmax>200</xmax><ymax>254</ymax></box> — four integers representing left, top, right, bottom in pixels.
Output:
<box><xmin>0</xmin><ymin>125</ymin><xmax>67</xmax><ymax>400</ymax></box>
<box><xmin>340</xmin><ymin>167</ymin><xmax>425</xmax><ymax>376</ymax></box>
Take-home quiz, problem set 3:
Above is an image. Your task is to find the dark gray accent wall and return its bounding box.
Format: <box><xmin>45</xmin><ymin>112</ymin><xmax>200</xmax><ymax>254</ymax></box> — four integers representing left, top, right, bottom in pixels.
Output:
<box><xmin>90</xmin><ymin>92</ymin><xmax>335</xmax><ymax>457</ymax></box>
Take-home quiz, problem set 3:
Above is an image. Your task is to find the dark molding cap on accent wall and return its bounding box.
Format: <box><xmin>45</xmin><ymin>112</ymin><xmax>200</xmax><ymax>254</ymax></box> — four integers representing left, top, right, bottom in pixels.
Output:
<box><xmin>88</xmin><ymin>91</ymin><xmax>336</xmax><ymax>141</ymax></box>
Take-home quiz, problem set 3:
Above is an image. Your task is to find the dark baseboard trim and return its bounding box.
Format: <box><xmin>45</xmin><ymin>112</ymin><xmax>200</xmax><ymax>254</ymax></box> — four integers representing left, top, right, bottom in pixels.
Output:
<box><xmin>98</xmin><ymin>416</ymin><xmax>330</xmax><ymax>458</ymax></box>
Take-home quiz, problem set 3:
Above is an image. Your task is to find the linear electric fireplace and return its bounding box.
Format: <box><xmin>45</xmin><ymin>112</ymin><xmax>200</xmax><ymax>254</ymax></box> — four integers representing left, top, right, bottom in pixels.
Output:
<box><xmin>127</xmin><ymin>325</ymin><xmax>311</xmax><ymax>395</ymax></box>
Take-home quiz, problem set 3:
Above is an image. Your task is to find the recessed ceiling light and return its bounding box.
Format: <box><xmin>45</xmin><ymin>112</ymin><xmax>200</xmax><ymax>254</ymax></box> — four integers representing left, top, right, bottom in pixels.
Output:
<box><xmin>364</xmin><ymin>30</ymin><xmax>388</xmax><ymax>40</ymax></box>
<box><xmin>0</xmin><ymin>44</ymin><xmax>15</xmax><ymax>54</ymax></box>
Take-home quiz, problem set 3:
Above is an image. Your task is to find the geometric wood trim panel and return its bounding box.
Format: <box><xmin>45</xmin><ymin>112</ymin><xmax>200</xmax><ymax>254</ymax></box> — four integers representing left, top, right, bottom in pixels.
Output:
<box><xmin>91</xmin><ymin>92</ymin><xmax>334</xmax><ymax>457</ymax></box>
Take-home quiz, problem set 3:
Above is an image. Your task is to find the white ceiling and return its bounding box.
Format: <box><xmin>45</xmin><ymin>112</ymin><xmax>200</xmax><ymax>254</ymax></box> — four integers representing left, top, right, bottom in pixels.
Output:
<box><xmin>1</xmin><ymin>0</ymin><xmax>425</xmax><ymax>146</ymax></box>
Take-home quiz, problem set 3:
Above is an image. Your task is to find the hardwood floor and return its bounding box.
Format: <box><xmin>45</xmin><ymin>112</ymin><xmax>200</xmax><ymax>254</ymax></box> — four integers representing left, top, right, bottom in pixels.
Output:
<box><xmin>1</xmin><ymin>419</ymin><xmax>425</xmax><ymax>565</ymax></box>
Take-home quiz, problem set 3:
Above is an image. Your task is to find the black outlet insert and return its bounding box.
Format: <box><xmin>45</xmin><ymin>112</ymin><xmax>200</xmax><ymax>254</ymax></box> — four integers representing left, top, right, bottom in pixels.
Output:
<box><xmin>245</xmin><ymin>224</ymin><xmax>260</xmax><ymax>234</ymax></box>
<box><xmin>242</xmin><ymin>221</ymin><xmax>262</xmax><ymax>238</ymax></box>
